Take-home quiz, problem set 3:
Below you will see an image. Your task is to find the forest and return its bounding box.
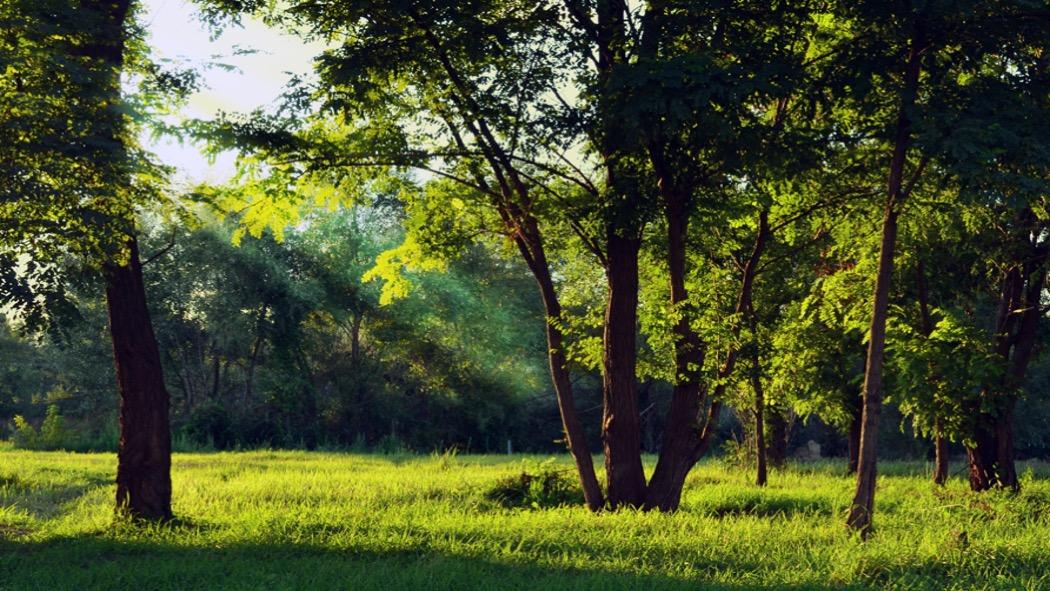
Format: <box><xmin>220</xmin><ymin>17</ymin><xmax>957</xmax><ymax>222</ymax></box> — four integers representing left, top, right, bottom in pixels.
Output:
<box><xmin>2</xmin><ymin>0</ymin><xmax>1050</xmax><ymax>589</ymax></box>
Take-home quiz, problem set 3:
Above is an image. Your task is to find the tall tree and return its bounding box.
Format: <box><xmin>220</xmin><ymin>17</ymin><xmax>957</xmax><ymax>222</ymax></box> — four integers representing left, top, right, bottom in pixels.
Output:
<box><xmin>0</xmin><ymin>0</ymin><xmax>175</xmax><ymax>520</ymax></box>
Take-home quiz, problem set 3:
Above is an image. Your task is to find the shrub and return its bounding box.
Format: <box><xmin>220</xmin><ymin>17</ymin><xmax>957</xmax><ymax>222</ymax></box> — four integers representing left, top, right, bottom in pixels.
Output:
<box><xmin>11</xmin><ymin>405</ymin><xmax>67</xmax><ymax>450</ymax></box>
<box><xmin>485</xmin><ymin>461</ymin><xmax>582</xmax><ymax>509</ymax></box>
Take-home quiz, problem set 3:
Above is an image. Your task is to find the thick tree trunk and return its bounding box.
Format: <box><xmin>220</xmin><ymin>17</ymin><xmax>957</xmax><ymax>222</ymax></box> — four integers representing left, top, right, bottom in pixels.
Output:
<box><xmin>846</xmin><ymin>27</ymin><xmax>923</xmax><ymax>536</ymax></box>
<box><xmin>967</xmin><ymin>424</ymin><xmax>999</xmax><ymax>491</ymax></box>
<box><xmin>966</xmin><ymin>229</ymin><xmax>1046</xmax><ymax>492</ymax></box>
<box><xmin>602</xmin><ymin>231</ymin><xmax>647</xmax><ymax>508</ymax></box>
<box><xmin>104</xmin><ymin>238</ymin><xmax>173</xmax><ymax>521</ymax></box>
<box><xmin>995</xmin><ymin>400</ymin><xmax>1018</xmax><ymax>490</ymax></box>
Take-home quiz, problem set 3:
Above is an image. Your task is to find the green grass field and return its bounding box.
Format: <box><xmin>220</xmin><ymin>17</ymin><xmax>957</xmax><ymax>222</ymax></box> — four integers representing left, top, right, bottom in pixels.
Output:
<box><xmin>1</xmin><ymin>447</ymin><xmax>1049</xmax><ymax>590</ymax></box>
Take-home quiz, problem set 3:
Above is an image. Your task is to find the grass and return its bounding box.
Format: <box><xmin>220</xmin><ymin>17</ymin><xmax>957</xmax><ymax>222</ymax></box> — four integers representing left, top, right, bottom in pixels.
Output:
<box><xmin>1</xmin><ymin>445</ymin><xmax>1049</xmax><ymax>590</ymax></box>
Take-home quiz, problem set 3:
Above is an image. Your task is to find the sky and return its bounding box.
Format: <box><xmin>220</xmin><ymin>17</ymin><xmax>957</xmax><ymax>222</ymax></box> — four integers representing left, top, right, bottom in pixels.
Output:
<box><xmin>139</xmin><ymin>0</ymin><xmax>321</xmax><ymax>185</ymax></box>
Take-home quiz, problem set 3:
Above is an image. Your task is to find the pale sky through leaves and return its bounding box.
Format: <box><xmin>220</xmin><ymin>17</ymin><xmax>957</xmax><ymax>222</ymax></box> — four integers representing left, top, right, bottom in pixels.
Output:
<box><xmin>141</xmin><ymin>0</ymin><xmax>320</xmax><ymax>185</ymax></box>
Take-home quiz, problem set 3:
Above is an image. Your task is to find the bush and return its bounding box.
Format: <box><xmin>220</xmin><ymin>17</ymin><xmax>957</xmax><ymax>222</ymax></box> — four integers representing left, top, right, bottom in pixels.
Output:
<box><xmin>11</xmin><ymin>405</ymin><xmax>67</xmax><ymax>450</ymax></box>
<box><xmin>485</xmin><ymin>461</ymin><xmax>583</xmax><ymax>509</ymax></box>
<box><xmin>374</xmin><ymin>434</ymin><xmax>409</xmax><ymax>455</ymax></box>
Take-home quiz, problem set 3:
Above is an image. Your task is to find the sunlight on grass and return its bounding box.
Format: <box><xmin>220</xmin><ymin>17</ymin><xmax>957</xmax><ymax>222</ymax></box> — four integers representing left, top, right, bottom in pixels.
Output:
<box><xmin>1</xmin><ymin>451</ymin><xmax>1049</xmax><ymax>590</ymax></box>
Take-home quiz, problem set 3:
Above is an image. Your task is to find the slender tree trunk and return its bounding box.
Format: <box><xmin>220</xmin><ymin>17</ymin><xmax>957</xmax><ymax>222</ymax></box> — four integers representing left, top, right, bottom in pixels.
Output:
<box><xmin>933</xmin><ymin>420</ymin><xmax>949</xmax><ymax>485</ymax></box>
<box><xmin>846</xmin><ymin>203</ymin><xmax>899</xmax><ymax>535</ymax></box>
<box><xmin>210</xmin><ymin>342</ymin><xmax>221</xmax><ymax>399</ymax></box>
<box><xmin>846</xmin><ymin>26</ymin><xmax>924</xmax><ymax>536</ymax></box>
<box><xmin>519</xmin><ymin>227</ymin><xmax>605</xmax><ymax>510</ymax></box>
<box><xmin>916</xmin><ymin>259</ymin><xmax>949</xmax><ymax>485</ymax></box>
<box><xmin>506</xmin><ymin>224</ymin><xmax>606</xmax><ymax>510</ymax></box>
<box><xmin>645</xmin><ymin>190</ymin><xmax>706</xmax><ymax>511</ymax></box>
<box><xmin>752</xmin><ymin>350</ymin><xmax>767</xmax><ymax>487</ymax></box>
<box><xmin>602</xmin><ymin>230</ymin><xmax>647</xmax><ymax>508</ymax></box>
<box><xmin>105</xmin><ymin>238</ymin><xmax>173</xmax><ymax>521</ymax></box>
<box><xmin>350</xmin><ymin>312</ymin><xmax>362</xmax><ymax>365</ymax></box>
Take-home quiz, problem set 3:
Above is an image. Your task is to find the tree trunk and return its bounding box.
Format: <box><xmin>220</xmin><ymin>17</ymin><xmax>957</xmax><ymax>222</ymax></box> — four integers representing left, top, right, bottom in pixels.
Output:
<box><xmin>967</xmin><ymin>424</ymin><xmax>998</xmax><ymax>491</ymax></box>
<box><xmin>846</xmin><ymin>203</ymin><xmax>899</xmax><ymax>536</ymax></box>
<box><xmin>846</xmin><ymin>26</ymin><xmax>923</xmax><ymax>537</ymax></box>
<box><xmin>509</xmin><ymin>219</ymin><xmax>605</xmax><ymax>510</ymax></box>
<box><xmin>645</xmin><ymin>190</ymin><xmax>706</xmax><ymax>511</ymax></box>
<box><xmin>104</xmin><ymin>237</ymin><xmax>173</xmax><ymax>521</ymax></box>
<box><xmin>916</xmin><ymin>259</ymin><xmax>949</xmax><ymax>485</ymax></box>
<box><xmin>752</xmin><ymin>354</ymin><xmax>767</xmax><ymax>487</ymax></box>
<box><xmin>602</xmin><ymin>230</ymin><xmax>647</xmax><ymax>508</ymax></box>
<box><xmin>966</xmin><ymin>225</ymin><xmax>1047</xmax><ymax>492</ymax></box>
<box><xmin>210</xmin><ymin>342</ymin><xmax>221</xmax><ymax>399</ymax></box>
<box><xmin>994</xmin><ymin>400</ymin><xmax>1018</xmax><ymax>490</ymax></box>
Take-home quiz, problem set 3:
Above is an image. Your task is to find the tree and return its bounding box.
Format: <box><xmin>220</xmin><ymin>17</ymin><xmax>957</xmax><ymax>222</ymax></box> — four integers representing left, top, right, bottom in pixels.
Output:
<box><xmin>0</xmin><ymin>0</ymin><xmax>178</xmax><ymax>520</ymax></box>
<box><xmin>809</xmin><ymin>0</ymin><xmax>1050</xmax><ymax>534</ymax></box>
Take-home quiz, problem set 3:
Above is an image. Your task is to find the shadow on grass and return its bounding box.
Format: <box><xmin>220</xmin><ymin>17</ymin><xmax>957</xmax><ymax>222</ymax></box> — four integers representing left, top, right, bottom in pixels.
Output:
<box><xmin>691</xmin><ymin>493</ymin><xmax>834</xmax><ymax>519</ymax></box>
<box><xmin>0</xmin><ymin>534</ymin><xmax>842</xmax><ymax>591</ymax></box>
<box><xmin>0</xmin><ymin>472</ymin><xmax>112</xmax><ymax>521</ymax></box>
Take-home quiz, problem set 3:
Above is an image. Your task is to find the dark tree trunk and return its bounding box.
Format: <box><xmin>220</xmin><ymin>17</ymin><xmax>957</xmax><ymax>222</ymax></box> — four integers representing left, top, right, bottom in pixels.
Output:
<box><xmin>967</xmin><ymin>423</ymin><xmax>999</xmax><ymax>491</ymax></box>
<box><xmin>602</xmin><ymin>231</ymin><xmax>647</xmax><ymax>508</ymax></box>
<box><xmin>519</xmin><ymin>225</ymin><xmax>605</xmax><ymax>510</ymax></box>
<box><xmin>645</xmin><ymin>190</ymin><xmax>706</xmax><ymax>511</ymax></box>
<box><xmin>846</xmin><ymin>27</ymin><xmax>924</xmax><ymax>537</ymax></box>
<box><xmin>916</xmin><ymin>259</ymin><xmax>949</xmax><ymax>485</ymax></box>
<box><xmin>510</xmin><ymin>228</ymin><xmax>606</xmax><ymax>510</ymax></box>
<box><xmin>105</xmin><ymin>238</ymin><xmax>173</xmax><ymax>521</ymax></box>
<box><xmin>78</xmin><ymin>0</ymin><xmax>172</xmax><ymax>522</ymax></box>
<box><xmin>966</xmin><ymin>220</ymin><xmax>1047</xmax><ymax>492</ymax></box>
<box><xmin>995</xmin><ymin>400</ymin><xmax>1018</xmax><ymax>490</ymax></box>
<box><xmin>210</xmin><ymin>342</ymin><xmax>221</xmax><ymax>399</ymax></box>
<box><xmin>752</xmin><ymin>354</ymin><xmax>767</xmax><ymax>487</ymax></box>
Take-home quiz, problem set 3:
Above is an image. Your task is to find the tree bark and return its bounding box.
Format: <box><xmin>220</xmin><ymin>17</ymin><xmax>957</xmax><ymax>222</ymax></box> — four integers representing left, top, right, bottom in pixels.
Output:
<box><xmin>752</xmin><ymin>349</ymin><xmax>767</xmax><ymax>487</ymax></box>
<box><xmin>916</xmin><ymin>259</ymin><xmax>949</xmax><ymax>485</ymax></box>
<box><xmin>105</xmin><ymin>237</ymin><xmax>173</xmax><ymax>521</ymax></box>
<box><xmin>846</xmin><ymin>26</ymin><xmax>923</xmax><ymax>537</ymax></box>
<box><xmin>77</xmin><ymin>0</ymin><xmax>172</xmax><ymax>522</ymax></box>
<box><xmin>644</xmin><ymin>189</ymin><xmax>706</xmax><ymax>511</ymax></box>
<box><xmin>846</xmin><ymin>202</ymin><xmax>899</xmax><ymax>536</ymax></box>
<box><xmin>602</xmin><ymin>230</ymin><xmax>647</xmax><ymax>508</ymax></box>
<box><xmin>515</xmin><ymin>224</ymin><xmax>605</xmax><ymax>511</ymax></box>
<box><xmin>966</xmin><ymin>237</ymin><xmax>1046</xmax><ymax>492</ymax></box>
<box><xmin>967</xmin><ymin>423</ymin><xmax>998</xmax><ymax>491</ymax></box>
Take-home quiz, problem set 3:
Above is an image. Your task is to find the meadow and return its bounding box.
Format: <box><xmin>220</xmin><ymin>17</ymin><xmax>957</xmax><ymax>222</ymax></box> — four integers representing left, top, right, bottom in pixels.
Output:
<box><xmin>1</xmin><ymin>447</ymin><xmax>1049</xmax><ymax>591</ymax></box>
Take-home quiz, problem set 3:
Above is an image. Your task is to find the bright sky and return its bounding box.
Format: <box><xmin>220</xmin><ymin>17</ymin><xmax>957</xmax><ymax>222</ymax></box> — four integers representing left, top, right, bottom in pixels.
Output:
<box><xmin>140</xmin><ymin>0</ymin><xmax>321</xmax><ymax>185</ymax></box>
